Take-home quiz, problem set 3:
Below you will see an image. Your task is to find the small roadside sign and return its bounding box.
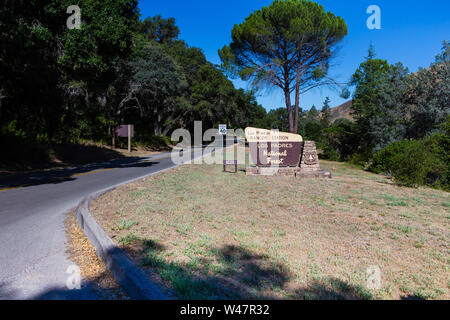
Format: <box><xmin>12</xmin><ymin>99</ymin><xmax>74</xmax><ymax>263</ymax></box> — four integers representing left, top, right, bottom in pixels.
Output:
<box><xmin>115</xmin><ymin>125</ymin><xmax>134</xmax><ymax>153</ymax></box>
<box><xmin>116</xmin><ymin>125</ymin><xmax>134</xmax><ymax>138</ymax></box>
<box><xmin>218</xmin><ymin>124</ymin><xmax>227</xmax><ymax>136</ymax></box>
<box><xmin>223</xmin><ymin>160</ymin><xmax>238</xmax><ymax>173</ymax></box>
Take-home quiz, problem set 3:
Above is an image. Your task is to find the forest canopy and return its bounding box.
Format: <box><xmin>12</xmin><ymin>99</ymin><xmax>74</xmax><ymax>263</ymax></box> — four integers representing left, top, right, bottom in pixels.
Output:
<box><xmin>0</xmin><ymin>0</ymin><xmax>266</xmax><ymax>148</ymax></box>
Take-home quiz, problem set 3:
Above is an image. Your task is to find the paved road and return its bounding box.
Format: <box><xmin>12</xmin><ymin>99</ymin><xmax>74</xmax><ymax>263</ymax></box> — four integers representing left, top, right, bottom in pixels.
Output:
<box><xmin>0</xmin><ymin>147</ymin><xmax>215</xmax><ymax>300</ymax></box>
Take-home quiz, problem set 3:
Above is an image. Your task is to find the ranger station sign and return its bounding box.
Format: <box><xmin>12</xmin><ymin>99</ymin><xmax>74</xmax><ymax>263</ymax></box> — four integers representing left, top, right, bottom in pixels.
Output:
<box><xmin>245</xmin><ymin>127</ymin><xmax>303</xmax><ymax>167</ymax></box>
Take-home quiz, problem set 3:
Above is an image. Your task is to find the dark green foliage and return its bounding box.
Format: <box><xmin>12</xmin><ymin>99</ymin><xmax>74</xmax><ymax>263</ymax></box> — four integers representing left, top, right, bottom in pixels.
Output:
<box><xmin>423</xmin><ymin>117</ymin><xmax>450</xmax><ymax>190</ymax></box>
<box><xmin>0</xmin><ymin>2</ymin><xmax>267</xmax><ymax>168</ymax></box>
<box><xmin>369</xmin><ymin>128</ymin><xmax>449</xmax><ymax>190</ymax></box>
<box><xmin>0</xmin><ymin>0</ymin><xmax>140</xmax><ymax>145</ymax></box>
<box><xmin>306</xmin><ymin>106</ymin><xmax>319</xmax><ymax>123</ymax></box>
<box><xmin>348</xmin><ymin>43</ymin><xmax>449</xmax><ymax>153</ymax></box>
<box><xmin>304</xmin><ymin>122</ymin><xmax>323</xmax><ymax>144</ymax></box>
<box><xmin>408</xmin><ymin>60</ymin><xmax>450</xmax><ymax>139</ymax></box>
<box><xmin>263</xmin><ymin>108</ymin><xmax>290</xmax><ymax>132</ymax></box>
<box><xmin>322</xmin><ymin>119</ymin><xmax>359</xmax><ymax>161</ymax></box>
<box><xmin>370</xmin><ymin>140</ymin><xmax>434</xmax><ymax>188</ymax></box>
<box><xmin>333</xmin><ymin>43</ymin><xmax>449</xmax><ymax>188</ymax></box>
<box><xmin>160</xmin><ymin>39</ymin><xmax>267</xmax><ymax>133</ymax></box>
<box><xmin>128</xmin><ymin>38</ymin><xmax>187</xmax><ymax>135</ymax></box>
<box><xmin>348</xmin><ymin>45</ymin><xmax>391</xmax><ymax>152</ymax></box>
<box><xmin>368</xmin><ymin>63</ymin><xmax>410</xmax><ymax>152</ymax></box>
<box><xmin>141</xmin><ymin>15</ymin><xmax>180</xmax><ymax>44</ymax></box>
<box><xmin>321</xmin><ymin>97</ymin><xmax>331</xmax><ymax>128</ymax></box>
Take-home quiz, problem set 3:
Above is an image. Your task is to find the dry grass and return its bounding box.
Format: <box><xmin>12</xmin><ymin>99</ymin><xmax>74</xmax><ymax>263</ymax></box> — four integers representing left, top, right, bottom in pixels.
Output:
<box><xmin>65</xmin><ymin>210</ymin><xmax>129</xmax><ymax>300</ymax></box>
<box><xmin>90</xmin><ymin>157</ymin><xmax>449</xmax><ymax>300</ymax></box>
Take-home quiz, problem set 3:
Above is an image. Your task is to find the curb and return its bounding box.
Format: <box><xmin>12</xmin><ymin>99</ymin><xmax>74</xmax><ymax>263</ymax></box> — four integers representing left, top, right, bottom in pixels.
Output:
<box><xmin>74</xmin><ymin>156</ymin><xmax>188</xmax><ymax>300</ymax></box>
<box><xmin>75</xmin><ymin>187</ymin><xmax>169</xmax><ymax>300</ymax></box>
<box><xmin>73</xmin><ymin>147</ymin><xmax>234</xmax><ymax>300</ymax></box>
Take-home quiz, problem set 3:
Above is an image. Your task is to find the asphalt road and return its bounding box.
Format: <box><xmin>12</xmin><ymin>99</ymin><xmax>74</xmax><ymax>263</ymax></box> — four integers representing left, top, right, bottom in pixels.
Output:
<box><xmin>0</xmin><ymin>147</ymin><xmax>216</xmax><ymax>300</ymax></box>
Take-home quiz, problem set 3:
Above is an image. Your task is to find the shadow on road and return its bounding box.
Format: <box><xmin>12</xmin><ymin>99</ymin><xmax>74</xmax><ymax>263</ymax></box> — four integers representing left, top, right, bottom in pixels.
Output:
<box><xmin>0</xmin><ymin>274</ymin><xmax>127</xmax><ymax>300</ymax></box>
<box><xmin>0</xmin><ymin>158</ymin><xmax>161</xmax><ymax>190</ymax></box>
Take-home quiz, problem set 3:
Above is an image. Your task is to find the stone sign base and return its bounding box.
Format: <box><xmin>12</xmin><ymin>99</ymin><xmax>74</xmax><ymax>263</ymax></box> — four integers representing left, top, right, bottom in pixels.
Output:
<box><xmin>246</xmin><ymin>167</ymin><xmax>332</xmax><ymax>179</ymax></box>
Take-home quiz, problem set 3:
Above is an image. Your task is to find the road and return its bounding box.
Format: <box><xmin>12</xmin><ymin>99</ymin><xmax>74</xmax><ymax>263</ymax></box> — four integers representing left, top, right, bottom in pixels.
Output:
<box><xmin>0</xmin><ymin>146</ymin><xmax>219</xmax><ymax>299</ymax></box>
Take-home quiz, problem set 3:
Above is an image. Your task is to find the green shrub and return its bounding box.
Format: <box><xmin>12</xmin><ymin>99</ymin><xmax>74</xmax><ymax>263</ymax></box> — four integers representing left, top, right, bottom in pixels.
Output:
<box><xmin>322</xmin><ymin>119</ymin><xmax>360</xmax><ymax>161</ymax></box>
<box><xmin>133</xmin><ymin>132</ymin><xmax>172</xmax><ymax>150</ymax></box>
<box><xmin>321</xmin><ymin>146</ymin><xmax>340</xmax><ymax>161</ymax></box>
<box><xmin>423</xmin><ymin>132</ymin><xmax>449</xmax><ymax>190</ymax></box>
<box><xmin>349</xmin><ymin>149</ymin><xmax>373</xmax><ymax>167</ymax></box>
<box><xmin>369</xmin><ymin>139</ymin><xmax>446</xmax><ymax>189</ymax></box>
<box><xmin>369</xmin><ymin>141</ymin><xmax>410</xmax><ymax>175</ymax></box>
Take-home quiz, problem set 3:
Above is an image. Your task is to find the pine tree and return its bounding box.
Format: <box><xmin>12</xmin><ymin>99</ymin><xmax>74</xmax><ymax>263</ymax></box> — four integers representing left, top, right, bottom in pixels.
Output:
<box><xmin>321</xmin><ymin>97</ymin><xmax>331</xmax><ymax>127</ymax></box>
<box><xmin>219</xmin><ymin>0</ymin><xmax>347</xmax><ymax>133</ymax></box>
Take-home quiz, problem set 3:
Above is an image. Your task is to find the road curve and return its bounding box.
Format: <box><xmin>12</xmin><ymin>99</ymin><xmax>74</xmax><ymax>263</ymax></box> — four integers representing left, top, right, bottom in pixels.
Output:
<box><xmin>0</xmin><ymin>149</ymin><xmax>204</xmax><ymax>299</ymax></box>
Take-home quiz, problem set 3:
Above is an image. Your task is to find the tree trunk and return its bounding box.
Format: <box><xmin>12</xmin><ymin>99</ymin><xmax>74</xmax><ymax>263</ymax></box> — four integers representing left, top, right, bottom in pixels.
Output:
<box><xmin>293</xmin><ymin>67</ymin><xmax>301</xmax><ymax>134</ymax></box>
<box><xmin>154</xmin><ymin>123</ymin><xmax>162</xmax><ymax>136</ymax></box>
<box><xmin>154</xmin><ymin>106</ymin><xmax>162</xmax><ymax>136</ymax></box>
<box><xmin>154</xmin><ymin>115</ymin><xmax>162</xmax><ymax>136</ymax></box>
<box><xmin>111</xmin><ymin>125</ymin><xmax>116</xmax><ymax>149</ymax></box>
<box><xmin>284</xmin><ymin>89</ymin><xmax>294</xmax><ymax>133</ymax></box>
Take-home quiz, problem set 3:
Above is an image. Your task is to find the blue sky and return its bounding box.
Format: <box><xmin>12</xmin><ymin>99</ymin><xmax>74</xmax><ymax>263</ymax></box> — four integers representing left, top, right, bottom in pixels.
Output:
<box><xmin>138</xmin><ymin>0</ymin><xmax>450</xmax><ymax>111</ymax></box>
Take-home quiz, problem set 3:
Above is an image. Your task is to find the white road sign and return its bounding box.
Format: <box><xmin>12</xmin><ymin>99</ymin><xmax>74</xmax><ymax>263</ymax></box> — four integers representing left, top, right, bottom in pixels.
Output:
<box><xmin>219</xmin><ymin>124</ymin><xmax>227</xmax><ymax>135</ymax></box>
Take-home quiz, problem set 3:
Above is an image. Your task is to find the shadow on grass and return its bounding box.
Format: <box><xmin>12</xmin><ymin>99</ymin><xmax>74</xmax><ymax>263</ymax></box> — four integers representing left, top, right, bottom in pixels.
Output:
<box><xmin>124</xmin><ymin>240</ymin><xmax>374</xmax><ymax>300</ymax></box>
<box><xmin>0</xmin><ymin>241</ymin><xmax>375</xmax><ymax>300</ymax></box>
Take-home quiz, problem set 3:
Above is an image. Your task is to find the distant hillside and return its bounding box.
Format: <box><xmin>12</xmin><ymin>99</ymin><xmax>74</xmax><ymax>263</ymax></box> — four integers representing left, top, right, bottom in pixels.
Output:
<box><xmin>329</xmin><ymin>100</ymin><xmax>354</xmax><ymax>123</ymax></box>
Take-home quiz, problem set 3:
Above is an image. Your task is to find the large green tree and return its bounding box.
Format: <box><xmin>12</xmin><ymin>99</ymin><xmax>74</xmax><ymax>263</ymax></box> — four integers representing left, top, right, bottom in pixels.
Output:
<box><xmin>408</xmin><ymin>46</ymin><xmax>450</xmax><ymax>139</ymax></box>
<box><xmin>123</xmin><ymin>35</ymin><xmax>187</xmax><ymax>136</ymax></box>
<box><xmin>219</xmin><ymin>0</ymin><xmax>347</xmax><ymax>133</ymax></box>
<box><xmin>367</xmin><ymin>62</ymin><xmax>410</xmax><ymax>151</ymax></box>
<box><xmin>348</xmin><ymin>45</ymin><xmax>391</xmax><ymax>151</ymax></box>
<box><xmin>0</xmin><ymin>0</ymin><xmax>140</xmax><ymax>142</ymax></box>
<box><xmin>160</xmin><ymin>38</ymin><xmax>267</xmax><ymax>132</ymax></box>
<box><xmin>320</xmin><ymin>96</ymin><xmax>331</xmax><ymax>128</ymax></box>
<box><xmin>0</xmin><ymin>3</ymin><xmax>267</xmax><ymax>162</ymax></box>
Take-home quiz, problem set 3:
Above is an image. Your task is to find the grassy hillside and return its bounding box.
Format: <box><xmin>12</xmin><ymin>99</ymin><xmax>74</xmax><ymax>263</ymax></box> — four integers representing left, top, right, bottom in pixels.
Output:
<box><xmin>90</xmin><ymin>157</ymin><xmax>449</xmax><ymax>300</ymax></box>
<box><xmin>329</xmin><ymin>100</ymin><xmax>354</xmax><ymax>123</ymax></box>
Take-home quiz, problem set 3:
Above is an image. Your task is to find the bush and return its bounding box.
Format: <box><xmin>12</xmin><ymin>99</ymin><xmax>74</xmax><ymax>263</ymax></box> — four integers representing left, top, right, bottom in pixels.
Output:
<box><xmin>423</xmin><ymin>130</ymin><xmax>449</xmax><ymax>190</ymax></box>
<box><xmin>322</xmin><ymin>119</ymin><xmax>360</xmax><ymax>161</ymax></box>
<box><xmin>349</xmin><ymin>149</ymin><xmax>373</xmax><ymax>167</ymax></box>
<box><xmin>369</xmin><ymin>139</ymin><xmax>446</xmax><ymax>188</ymax></box>
<box><xmin>133</xmin><ymin>132</ymin><xmax>173</xmax><ymax>151</ymax></box>
<box><xmin>321</xmin><ymin>146</ymin><xmax>340</xmax><ymax>161</ymax></box>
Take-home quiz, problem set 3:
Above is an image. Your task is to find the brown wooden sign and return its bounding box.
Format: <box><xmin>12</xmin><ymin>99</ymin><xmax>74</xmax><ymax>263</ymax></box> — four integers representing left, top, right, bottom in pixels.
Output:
<box><xmin>245</xmin><ymin>127</ymin><xmax>303</xmax><ymax>167</ymax></box>
<box><xmin>223</xmin><ymin>160</ymin><xmax>238</xmax><ymax>173</ymax></box>
<box><xmin>116</xmin><ymin>125</ymin><xmax>134</xmax><ymax>138</ymax></box>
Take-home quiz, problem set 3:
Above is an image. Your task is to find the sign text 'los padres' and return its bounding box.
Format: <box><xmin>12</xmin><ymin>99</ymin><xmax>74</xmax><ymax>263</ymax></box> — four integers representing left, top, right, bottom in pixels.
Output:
<box><xmin>245</xmin><ymin>127</ymin><xmax>303</xmax><ymax>167</ymax></box>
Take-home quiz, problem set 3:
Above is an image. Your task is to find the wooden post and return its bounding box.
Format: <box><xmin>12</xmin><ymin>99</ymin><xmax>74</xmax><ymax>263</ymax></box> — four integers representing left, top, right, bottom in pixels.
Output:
<box><xmin>128</xmin><ymin>124</ymin><xmax>131</xmax><ymax>153</ymax></box>
<box><xmin>223</xmin><ymin>134</ymin><xmax>226</xmax><ymax>162</ymax></box>
<box><xmin>112</xmin><ymin>126</ymin><xmax>116</xmax><ymax>150</ymax></box>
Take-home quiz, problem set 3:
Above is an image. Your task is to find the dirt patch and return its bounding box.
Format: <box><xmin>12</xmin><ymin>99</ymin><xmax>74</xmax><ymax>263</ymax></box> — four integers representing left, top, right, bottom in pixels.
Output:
<box><xmin>64</xmin><ymin>210</ymin><xmax>129</xmax><ymax>300</ymax></box>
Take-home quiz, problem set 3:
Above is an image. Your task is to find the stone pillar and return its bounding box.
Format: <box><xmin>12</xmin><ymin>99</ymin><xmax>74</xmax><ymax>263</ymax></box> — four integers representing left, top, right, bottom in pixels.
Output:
<box><xmin>300</xmin><ymin>141</ymin><xmax>321</xmax><ymax>172</ymax></box>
